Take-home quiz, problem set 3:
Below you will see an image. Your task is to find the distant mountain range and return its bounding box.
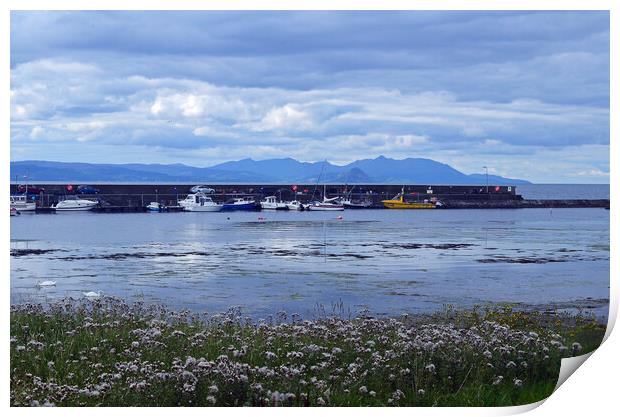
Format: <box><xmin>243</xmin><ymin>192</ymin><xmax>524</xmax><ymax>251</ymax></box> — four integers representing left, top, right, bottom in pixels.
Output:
<box><xmin>10</xmin><ymin>157</ymin><xmax>531</xmax><ymax>184</ymax></box>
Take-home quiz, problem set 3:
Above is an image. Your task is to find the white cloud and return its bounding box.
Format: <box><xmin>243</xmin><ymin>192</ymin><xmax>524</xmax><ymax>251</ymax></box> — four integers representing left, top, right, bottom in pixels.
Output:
<box><xmin>29</xmin><ymin>126</ymin><xmax>44</xmax><ymax>139</ymax></box>
<box><xmin>150</xmin><ymin>98</ymin><xmax>164</xmax><ymax>115</ymax></box>
<box><xmin>9</xmin><ymin>57</ymin><xmax>609</xmax><ymax>182</ymax></box>
<box><xmin>252</xmin><ymin>104</ymin><xmax>313</xmax><ymax>132</ymax></box>
<box><xmin>576</xmin><ymin>168</ymin><xmax>609</xmax><ymax>177</ymax></box>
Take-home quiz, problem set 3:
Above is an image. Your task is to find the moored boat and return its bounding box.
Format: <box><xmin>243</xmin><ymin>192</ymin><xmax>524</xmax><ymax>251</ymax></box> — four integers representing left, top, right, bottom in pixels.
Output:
<box><xmin>308</xmin><ymin>200</ymin><xmax>345</xmax><ymax>211</ymax></box>
<box><xmin>146</xmin><ymin>202</ymin><xmax>163</xmax><ymax>211</ymax></box>
<box><xmin>222</xmin><ymin>197</ymin><xmax>260</xmax><ymax>211</ymax></box>
<box><xmin>260</xmin><ymin>196</ymin><xmax>288</xmax><ymax>210</ymax></box>
<box><xmin>285</xmin><ymin>200</ymin><xmax>306</xmax><ymax>211</ymax></box>
<box><xmin>382</xmin><ymin>188</ymin><xmax>438</xmax><ymax>209</ymax></box>
<box><xmin>179</xmin><ymin>193</ymin><xmax>223</xmax><ymax>212</ymax></box>
<box><xmin>341</xmin><ymin>198</ymin><xmax>372</xmax><ymax>209</ymax></box>
<box><xmin>10</xmin><ymin>207</ymin><xmax>18</xmax><ymax>216</ymax></box>
<box><xmin>52</xmin><ymin>196</ymin><xmax>98</xmax><ymax>211</ymax></box>
<box><xmin>308</xmin><ymin>185</ymin><xmax>344</xmax><ymax>211</ymax></box>
<box><xmin>10</xmin><ymin>194</ymin><xmax>36</xmax><ymax>212</ymax></box>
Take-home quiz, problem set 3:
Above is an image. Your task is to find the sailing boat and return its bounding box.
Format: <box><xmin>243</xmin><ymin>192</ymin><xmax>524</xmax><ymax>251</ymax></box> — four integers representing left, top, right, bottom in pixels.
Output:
<box><xmin>308</xmin><ymin>184</ymin><xmax>344</xmax><ymax>211</ymax></box>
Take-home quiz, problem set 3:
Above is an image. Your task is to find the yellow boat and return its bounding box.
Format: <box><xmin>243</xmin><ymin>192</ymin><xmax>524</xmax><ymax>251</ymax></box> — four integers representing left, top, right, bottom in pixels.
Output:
<box><xmin>382</xmin><ymin>188</ymin><xmax>438</xmax><ymax>209</ymax></box>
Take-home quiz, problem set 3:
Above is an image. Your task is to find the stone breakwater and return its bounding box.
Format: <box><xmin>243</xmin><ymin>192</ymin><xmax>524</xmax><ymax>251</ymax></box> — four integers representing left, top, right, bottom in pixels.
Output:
<box><xmin>443</xmin><ymin>199</ymin><xmax>610</xmax><ymax>209</ymax></box>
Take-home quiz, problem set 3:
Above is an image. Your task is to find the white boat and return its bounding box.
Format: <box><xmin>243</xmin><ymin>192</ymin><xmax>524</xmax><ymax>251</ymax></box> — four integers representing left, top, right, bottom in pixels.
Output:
<box><xmin>52</xmin><ymin>196</ymin><xmax>98</xmax><ymax>211</ymax></box>
<box><xmin>341</xmin><ymin>198</ymin><xmax>372</xmax><ymax>209</ymax></box>
<box><xmin>285</xmin><ymin>200</ymin><xmax>306</xmax><ymax>211</ymax></box>
<box><xmin>10</xmin><ymin>195</ymin><xmax>36</xmax><ymax>212</ymax></box>
<box><xmin>308</xmin><ymin>185</ymin><xmax>344</xmax><ymax>211</ymax></box>
<box><xmin>146</xmin><ymin>202</ymin><xmax>162</xmax><ymax>211</ymax></box>
<box><xmin>260</xmin><ymin>196</ymin><xmax>288</xmax><ymax>210</ymax></box>
<box><xmin>179</xmin><ymin>193</ymin><xmax>223</xmax><ymax>212</ymax></box>
<box><xmin>308</xmin><ymin>197</ymin><xmax>345</xmax><ymax>211</ymax></box>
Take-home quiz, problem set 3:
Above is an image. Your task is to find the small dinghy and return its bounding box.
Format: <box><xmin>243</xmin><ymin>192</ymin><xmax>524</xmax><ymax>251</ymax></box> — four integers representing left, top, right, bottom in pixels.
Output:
<box><xmin>36</xmin><ymin>280</ymin><xmax>57</xmax><ymax>287</ymax></box>
<box><xmin>146</xmin><ymin>202</ymin><xmax>162</xmax><ymax>212</ymax></box>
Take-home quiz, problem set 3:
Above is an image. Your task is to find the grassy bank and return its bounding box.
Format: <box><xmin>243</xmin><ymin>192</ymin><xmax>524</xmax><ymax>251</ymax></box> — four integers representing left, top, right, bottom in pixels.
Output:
<box><xmin>10</xmin><ymin>298</ymin><xmax>605</xmax><ymax>407</ymax></box>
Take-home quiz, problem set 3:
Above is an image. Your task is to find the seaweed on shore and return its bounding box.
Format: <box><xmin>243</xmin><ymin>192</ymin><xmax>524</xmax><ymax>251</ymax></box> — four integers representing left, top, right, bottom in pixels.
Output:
<box><xmin>10</xmin><ymin>249</ymin><xmax>66</xmax><ymax>257</ymax></box>
<box><xmin>382</xmin><ymin>243</ymin><xmax>476</xmax><ymax>250</ymax></box>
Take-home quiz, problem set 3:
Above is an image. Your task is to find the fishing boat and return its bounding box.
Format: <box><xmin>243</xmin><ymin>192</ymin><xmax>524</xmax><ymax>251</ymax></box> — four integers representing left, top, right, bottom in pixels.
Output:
<box><xmin>222</xmin><ymin>197</ymin><xmax>260</xmax><ymax>211</ymax></box>
<box><xmin>146</xmin><ymin>202</ymin><xmax>163</xmax><ymax>211</ymax></box>
<box><xmin>260</xmin><ymin>196</ymin><xmax>288</xmax><ymax>210</ymax></box>
<box><xmin>179</xmin><ymin>193</ymin><xmax>223</xmax><ymax>212</ymax></box>
<box><xmin>10</xmin><ymin>194</ymin><xmax>36</xmax><ymax>212</ymax></box>
<box><xmin>339</xmin><ymin>185</ymin><xmax>372</xmax><ymax>209</ymax></box>
<box><xmin>52</xmin><ymin>196</ymin><xmax>98</xmax><ymax>211</ymax></box>
<box><xmin>285</xmin><ymin>200</ymin><xmax>306</xmax><ymax>211</ymax></box>
<box><xmin>341</xmin><ymin>198</ymin><xmax>372</xmax><ymax>209</ymax></box>
<box><xmin>382</xmin><ymin>188</ymin><xmax>438</xmax><ymax>209</ymax></box>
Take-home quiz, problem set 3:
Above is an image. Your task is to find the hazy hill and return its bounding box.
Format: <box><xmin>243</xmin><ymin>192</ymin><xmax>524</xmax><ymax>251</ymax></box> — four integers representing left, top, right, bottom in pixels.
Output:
<box><xmin>10</xmin><ymin>157</ymin><xmax>530</xmax><ymax>184</ymax></box>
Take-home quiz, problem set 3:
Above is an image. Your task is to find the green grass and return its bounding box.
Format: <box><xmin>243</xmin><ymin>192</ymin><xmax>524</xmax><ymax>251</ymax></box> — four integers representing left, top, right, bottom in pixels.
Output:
<box><xmin>10</xmin><ymin>298</ymin><xmax>605</xmax><ymax>407</ymax></box>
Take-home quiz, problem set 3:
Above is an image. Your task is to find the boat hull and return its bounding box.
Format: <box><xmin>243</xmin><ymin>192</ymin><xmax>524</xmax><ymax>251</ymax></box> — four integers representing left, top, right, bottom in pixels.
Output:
<box><xmin>308</xmin><ymin>203</ymin><xmax>344</xmax><ymax>211</ymax></box>
<box><xmin>54</xmin><ymin>206</ymin><xmax>97</xmax><ymax>211</ymax></box>
<box><xmin>10</xmin><ymin>203</ymin><xmax>36</xmax><ymax>211</ymax></box>
<box><xmin>260</xmin><ymin>203</ymin><xmax>288</xmax><ymax>210</ymax></box>
<box><xmin>222</xmin><ymin>202</ymin><xmax>260</xmax><ymax>211</ymax></box>
<box><xmin>343</xmin><ymin>202</ymin><xmax>372</xmax><ymax>209</ymax></box>
<box><xmin>184</xmin><ymin>205</ymin><xmax>223</xmax><ymax>212</ymax></box>
<box><xmin>382</xmin><ymin>200</ymin><xmax>436</xmax><ymax>209</ymax></box>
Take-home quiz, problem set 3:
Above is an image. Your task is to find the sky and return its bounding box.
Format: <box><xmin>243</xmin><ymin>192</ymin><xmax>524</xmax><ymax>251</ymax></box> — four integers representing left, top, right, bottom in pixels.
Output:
<box><xmin>9</xmin><ymin>11</ymin><xmax>610</xmax><ymax>183</ymax></box>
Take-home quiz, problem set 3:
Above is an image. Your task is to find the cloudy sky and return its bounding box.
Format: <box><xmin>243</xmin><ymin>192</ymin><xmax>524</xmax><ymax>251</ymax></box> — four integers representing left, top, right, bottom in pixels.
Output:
<box><xmin>10</xmin><ymin>11</ymin><xmax>609</xmax><ymax>182</ymax></box>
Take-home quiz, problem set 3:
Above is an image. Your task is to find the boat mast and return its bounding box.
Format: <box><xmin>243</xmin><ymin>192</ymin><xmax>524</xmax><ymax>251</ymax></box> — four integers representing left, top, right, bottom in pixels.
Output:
<box><xmin>310</xmin><ymin>160</ymin><xmax>326</xmax><ymax>202</ymax></box>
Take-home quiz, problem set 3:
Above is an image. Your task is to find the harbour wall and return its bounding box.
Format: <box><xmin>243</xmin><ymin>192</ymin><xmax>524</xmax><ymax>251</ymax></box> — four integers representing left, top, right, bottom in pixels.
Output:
<box><xmin>11</xmin><ymin>183</ymin><xmax>520</xmax><ymax>208</ymax></box>
<box><xmin>9</xmin><ymin>183</ymin><xmax>610</xmax><ymax>209</ymax></box>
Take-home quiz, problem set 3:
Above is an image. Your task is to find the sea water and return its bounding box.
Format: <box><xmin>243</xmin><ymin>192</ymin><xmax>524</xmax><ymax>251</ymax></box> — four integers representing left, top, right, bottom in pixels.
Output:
<box><xmin>10</xmin><ymin>207</ymin><xmax>609</xmax><ymax>319</ymax></box>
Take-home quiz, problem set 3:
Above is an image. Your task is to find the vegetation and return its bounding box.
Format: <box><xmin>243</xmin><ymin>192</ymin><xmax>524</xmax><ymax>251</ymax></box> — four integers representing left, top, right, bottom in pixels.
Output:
<box><xmin>10</xmin><ymin>298</ymin><xmax>605</xmax><ymax>407</ymax></box>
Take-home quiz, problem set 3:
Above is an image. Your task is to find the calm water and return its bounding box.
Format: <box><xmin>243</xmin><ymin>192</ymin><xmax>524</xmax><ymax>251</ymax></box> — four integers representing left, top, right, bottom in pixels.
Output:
<box><xmin>516</xmin><ymin>184</ymin><xmax>609</xmax><ymax>200</ymax></box>
<box><xmin>10</xmin><ymin>208</ymin><xmax>609</xmax><ymax>319</ymax></box>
